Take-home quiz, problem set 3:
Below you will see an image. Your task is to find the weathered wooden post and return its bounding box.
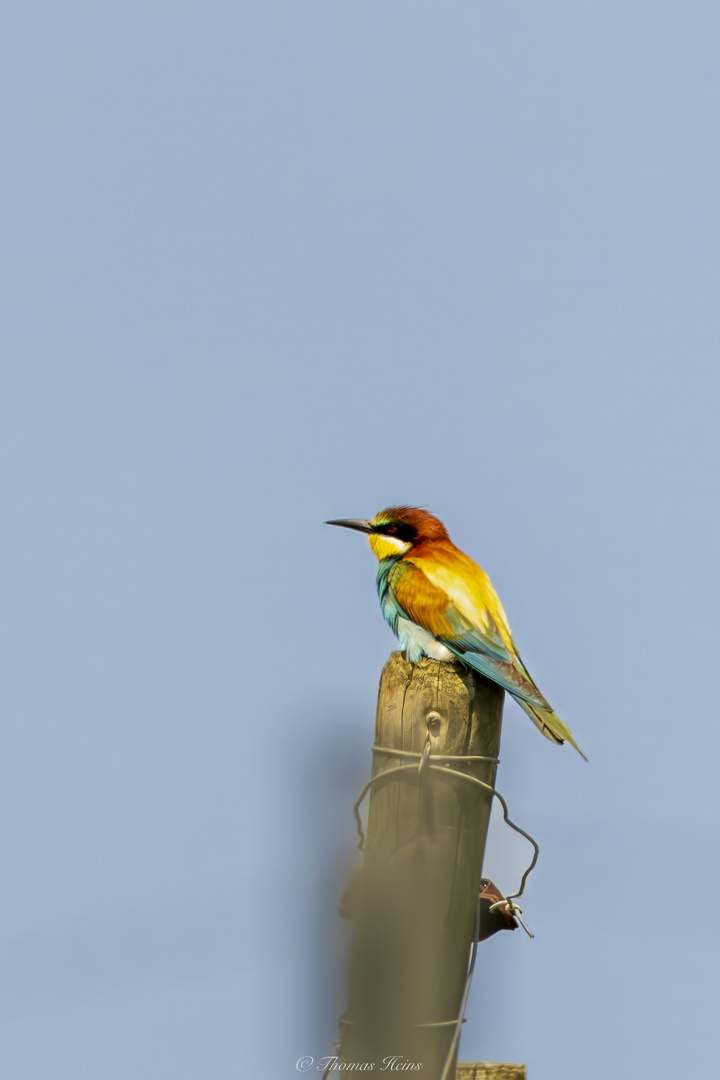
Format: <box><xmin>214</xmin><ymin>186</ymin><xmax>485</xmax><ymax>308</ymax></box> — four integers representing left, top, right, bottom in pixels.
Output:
<box><xmin>339</xmin><ymin>652</ymin><xmax>524</xmax><ymax>1078</ymax></box>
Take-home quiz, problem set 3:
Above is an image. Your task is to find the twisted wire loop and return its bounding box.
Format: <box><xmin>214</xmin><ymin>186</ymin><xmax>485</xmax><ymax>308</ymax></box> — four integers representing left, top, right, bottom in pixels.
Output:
<box><xmin>354</xmin><ymin>748</ymin><xmax>540</xmax><ymax>902</ymax></box>
<box><xmin>373</xmin><ymin>745</ymin><xmax>500</xmax><ymax>763</ymax></box>
<box><xmin>336</xmin><ymin>743</ymin><xmax>541</xmax><ymax>1080</ymax></box>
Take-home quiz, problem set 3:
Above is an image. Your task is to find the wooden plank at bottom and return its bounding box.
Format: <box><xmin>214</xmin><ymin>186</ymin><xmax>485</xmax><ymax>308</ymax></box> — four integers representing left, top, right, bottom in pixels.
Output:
<box><xmin>456</xmin><ymin>1065</ymin><xmax>526</xmax><ymax>1080</ymax></box>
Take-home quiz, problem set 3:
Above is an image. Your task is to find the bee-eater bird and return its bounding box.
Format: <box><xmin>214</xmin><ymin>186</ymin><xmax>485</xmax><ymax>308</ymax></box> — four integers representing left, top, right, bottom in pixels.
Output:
<box><xmin>326</xmin><ymin>506</ymin><xmax>586</xmax><ymax>759</ymax></box>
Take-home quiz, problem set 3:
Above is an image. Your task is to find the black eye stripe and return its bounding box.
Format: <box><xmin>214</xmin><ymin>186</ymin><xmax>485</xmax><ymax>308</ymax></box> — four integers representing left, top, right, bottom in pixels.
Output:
<box><xmin>374</xmin><ymin>522</ymin><xmax>417</xmax><ymax>543</ymax></box>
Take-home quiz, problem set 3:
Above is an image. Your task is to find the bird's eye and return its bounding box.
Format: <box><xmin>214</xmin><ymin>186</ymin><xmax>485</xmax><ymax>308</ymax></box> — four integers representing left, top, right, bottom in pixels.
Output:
<box><xmin>387</xmin><ymin>524</ymin><xmax>397</xmax><ymax>533</ymax></box>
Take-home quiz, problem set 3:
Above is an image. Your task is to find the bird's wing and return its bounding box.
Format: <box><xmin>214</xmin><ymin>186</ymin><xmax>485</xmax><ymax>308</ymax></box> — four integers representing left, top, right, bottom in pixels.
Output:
<box><xmin>385</xmin><ymin>558</ymin><xmax>508</xmax><ymax>660</ymax></box>
<box><xmin>386</xmin><ymin>557</ymin><xmax>520</xmax><ymax>665</ymax></box>
<box><xmin>387</xmin><ymin>552</ymin><xmax>587</xmax><ymax>759</ymax></box>
<box><xmin>406</xmin><ymin>549</ymin><xmax>517</xmax><ymax>650</ymax></box>
<box><xmin>386</xmin><ymin>559</ymin><xmax>548</xmax><ymax>707</ymax></box>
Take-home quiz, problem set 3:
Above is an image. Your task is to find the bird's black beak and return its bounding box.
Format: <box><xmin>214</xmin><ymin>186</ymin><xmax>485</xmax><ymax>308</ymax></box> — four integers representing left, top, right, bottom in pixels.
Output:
<box><xmin>325</xmin><ymin>518</ymin><xmax>374</xmax><ymax>534</ymax></box>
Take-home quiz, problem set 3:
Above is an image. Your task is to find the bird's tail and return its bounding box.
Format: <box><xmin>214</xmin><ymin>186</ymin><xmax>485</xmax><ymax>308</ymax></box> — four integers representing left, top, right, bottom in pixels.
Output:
<box><xmin>513</xmin><ymin>696</ymin><xmax>588</xmax><ymax>761</ymax></box>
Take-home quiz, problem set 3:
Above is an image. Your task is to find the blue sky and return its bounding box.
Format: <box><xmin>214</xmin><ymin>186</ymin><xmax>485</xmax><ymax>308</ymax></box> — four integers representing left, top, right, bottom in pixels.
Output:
<box><xmin>1</xmin><ymin>3</ymin><xmax>718</xmax><ymax>1078</ymax></box>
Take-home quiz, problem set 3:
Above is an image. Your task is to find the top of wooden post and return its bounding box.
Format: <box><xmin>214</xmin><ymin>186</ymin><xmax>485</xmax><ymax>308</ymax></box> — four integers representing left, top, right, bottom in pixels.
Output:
<box><xmin>456</xmin><ymin>1066</ymin><xmax>527</xmax><ymax>1080</ymax></box>
<box><xmin>375</xmin><ymin>651</ymin><xmax>504</xmax><ymax>761</ymax></box>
